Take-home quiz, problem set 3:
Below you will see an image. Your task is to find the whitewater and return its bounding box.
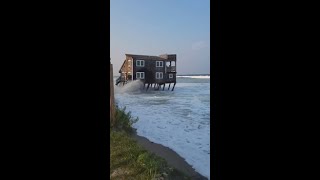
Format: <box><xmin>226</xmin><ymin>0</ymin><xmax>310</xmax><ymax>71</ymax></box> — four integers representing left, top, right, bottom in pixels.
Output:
<box><xmin>114</xmin><ymin>75</ymin><xmax>210</xmax><ymax>179</ymax></box>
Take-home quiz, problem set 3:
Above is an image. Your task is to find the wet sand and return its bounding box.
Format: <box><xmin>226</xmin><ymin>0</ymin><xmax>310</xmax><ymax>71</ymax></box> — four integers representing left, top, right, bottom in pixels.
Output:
<box><xmin>131</xmin><ymin>131</ymin><xmax>208</xmax><ymax>180</ymax></box>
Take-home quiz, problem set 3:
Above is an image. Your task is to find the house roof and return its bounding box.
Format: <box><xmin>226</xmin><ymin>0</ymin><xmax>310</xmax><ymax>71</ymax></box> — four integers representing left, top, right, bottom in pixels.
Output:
<box><xmin>125</xmin><ymin>54</ymin><xmax>167</xmax><ymax>61</ymax></box>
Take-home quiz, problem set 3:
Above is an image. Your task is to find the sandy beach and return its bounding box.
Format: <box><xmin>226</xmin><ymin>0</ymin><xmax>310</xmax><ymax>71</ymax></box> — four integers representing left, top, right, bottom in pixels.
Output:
<box><xmin>132</xmin><ymin>130</ymin><xmax>208</xmax><ymax>180</ymax></box>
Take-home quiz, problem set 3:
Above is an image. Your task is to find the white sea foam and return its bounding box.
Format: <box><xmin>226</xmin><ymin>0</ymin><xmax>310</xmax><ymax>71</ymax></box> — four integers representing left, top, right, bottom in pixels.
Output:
<box><xmin>177</xmin><ymin>75</ymin><xmax>210</xmax><ymax>79</ymax></box>
<box><xmin>114</xmin><ymin>80</ymin><xmax>144</xmax><ymax>94</ymax></box>
<box><xmin>114</xmin><ymin>77</ymin><xmax>210</xmax><ymax>179</ymax></box>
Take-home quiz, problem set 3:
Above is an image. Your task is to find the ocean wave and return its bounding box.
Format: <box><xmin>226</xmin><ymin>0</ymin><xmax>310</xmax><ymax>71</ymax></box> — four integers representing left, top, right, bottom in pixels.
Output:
<box><xmin>115</xmin><ymin>81</ymin><xmax>210</xmax><ymax>179</ymax></box>
<box><xmin>177</xmin><ymin>75</ymin><xmax>210</xmax><ymax>79</ymax></box>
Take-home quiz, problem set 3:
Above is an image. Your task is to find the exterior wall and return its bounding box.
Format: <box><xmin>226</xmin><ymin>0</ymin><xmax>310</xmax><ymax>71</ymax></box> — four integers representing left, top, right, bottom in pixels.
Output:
<box><xmin>165</xmin><ymin>72</ymin><xmax>176</xmax><ymax>83</ymax></box>
<box><xmin>125</xmin><ymin>57</ymin><xmax>133</xmax><ymax>80</ymax></box>
<box><xmin>127</xmin><ymin>54</ymin><xmax>177</xmax><ymax>84</ymax></box>
<box><xmin>166</xmin><ymin>54</ymin><xmax>177</xmax><ymax>61</ymax></box>
<box><xmin>119</xmin><ymin>58</ymin><xmax>133</xmax><ymax>81</ymax></box>
<box><xmin>155</xmin><ymin>61</ymin><xmax>165</xmax><ymax>83</ymax></box>
<box><xmin>133</xmin><ymin>59</ymin><xmax>158</xmax><ymax>83</ymax></box>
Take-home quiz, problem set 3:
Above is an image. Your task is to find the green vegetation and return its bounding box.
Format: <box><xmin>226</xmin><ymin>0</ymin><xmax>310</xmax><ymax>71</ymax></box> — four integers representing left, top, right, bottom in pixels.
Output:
<box><xmin>110</xmin><ymin>106</ymin><xmax>190</xmax><ymax>180</ymax></box>
<box><xmin>111</xmin><ymin>106</ymin><xmax>138</xmax><ymax>133</ymax></box>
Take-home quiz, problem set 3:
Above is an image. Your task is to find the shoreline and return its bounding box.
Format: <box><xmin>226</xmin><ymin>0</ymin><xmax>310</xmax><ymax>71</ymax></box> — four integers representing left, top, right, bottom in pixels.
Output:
<box><xmin>131</xmin><ymin>130</ymin><xmax>208</xmax><ymax>180</ymax></box>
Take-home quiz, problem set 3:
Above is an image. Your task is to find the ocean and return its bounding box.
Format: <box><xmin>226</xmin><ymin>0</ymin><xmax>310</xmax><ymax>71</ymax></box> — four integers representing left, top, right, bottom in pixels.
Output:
<box><xmin>114</xmin><ymin>75</ymin><xmax>210</xmax><ymax>179</ymax></box>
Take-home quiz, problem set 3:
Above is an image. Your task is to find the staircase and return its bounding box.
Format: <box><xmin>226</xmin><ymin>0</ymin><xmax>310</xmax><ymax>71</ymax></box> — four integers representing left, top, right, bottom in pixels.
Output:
<box><xmin>115</xmin><ymin>77</ymin><xmax>121</xmax><ymax>85</ymax></box>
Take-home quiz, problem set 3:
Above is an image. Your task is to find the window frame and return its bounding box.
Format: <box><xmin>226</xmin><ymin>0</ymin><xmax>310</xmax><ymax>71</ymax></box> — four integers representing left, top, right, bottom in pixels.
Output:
<box><xmin>156</xmin><ymin>72</ymin><xmax>163</xmax><ymax>79</ymax></box>
<box><xmin>136</xmin><ymin>60</ymin><xmax>145</xmax><ymax>67</ymax></box>
<box><xmin>156</xmin><ymin>61</ymin><xmax>163</xmax><ymax>67</ymax></box>
<box><xmin>136</xmin><ymin>72</ymin><xmax>145</xmax><ymax>79</ymax></box>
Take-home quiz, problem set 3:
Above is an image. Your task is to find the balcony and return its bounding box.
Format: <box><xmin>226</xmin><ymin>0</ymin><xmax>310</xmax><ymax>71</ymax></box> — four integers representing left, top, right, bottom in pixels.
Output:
<box><xmin>166</xmin><ymin>66</ymin><xmax>176</xmax><ymax>72</ymax></box>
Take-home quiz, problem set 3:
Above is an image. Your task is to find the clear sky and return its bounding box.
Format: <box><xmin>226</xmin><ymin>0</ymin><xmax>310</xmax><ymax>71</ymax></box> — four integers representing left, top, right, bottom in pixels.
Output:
<box><xmin>110</xmin><ymin>0</ymin><xmax>210</xmax><ymax>75</ymax></box>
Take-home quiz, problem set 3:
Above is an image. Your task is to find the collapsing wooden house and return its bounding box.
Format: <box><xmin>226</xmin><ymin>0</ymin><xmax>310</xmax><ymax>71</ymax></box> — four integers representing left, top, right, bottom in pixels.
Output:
<box><xmin>116</xmin><ymin>54</ymin><xmax>177</xmax><ymax>91</ymax></box>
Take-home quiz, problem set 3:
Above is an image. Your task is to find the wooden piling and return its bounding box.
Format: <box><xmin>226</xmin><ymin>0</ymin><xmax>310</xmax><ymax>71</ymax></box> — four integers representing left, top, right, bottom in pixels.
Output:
<box><xmin>172</xmin><ymin>82</ymin><xmax>176</xmax><ymax>91</ymax></box>
<box><xmin>146</xmin><ymin>83</ymin><xmax>150</xmax><ymax>91</ymax></box>
<box><xmin>110</xmin><ymin>60</ymin><xmax>115</xmax><ymax>125</ymax></box>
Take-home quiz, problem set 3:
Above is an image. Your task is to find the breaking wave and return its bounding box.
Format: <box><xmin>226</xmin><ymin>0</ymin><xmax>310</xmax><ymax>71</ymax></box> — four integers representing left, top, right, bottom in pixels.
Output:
<box><xmin>114</xmin><ymin>80</ymin><xmax>144</xmax><ymax>94</ymax></box>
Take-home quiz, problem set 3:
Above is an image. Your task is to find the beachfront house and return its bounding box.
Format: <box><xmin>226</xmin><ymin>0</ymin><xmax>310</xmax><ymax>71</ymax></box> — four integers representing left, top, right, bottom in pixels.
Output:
<box><xmin>116</xmin><ymin>54</ymin><xmax>177</xmax><ymax>91</ymax></box>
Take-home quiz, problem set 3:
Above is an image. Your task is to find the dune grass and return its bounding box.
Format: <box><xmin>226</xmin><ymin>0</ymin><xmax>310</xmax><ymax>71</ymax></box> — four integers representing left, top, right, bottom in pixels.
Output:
<box><xmin>110</xmin><ymin>106</ymin><xmax>190</xmax><ymax>180</ymax></box>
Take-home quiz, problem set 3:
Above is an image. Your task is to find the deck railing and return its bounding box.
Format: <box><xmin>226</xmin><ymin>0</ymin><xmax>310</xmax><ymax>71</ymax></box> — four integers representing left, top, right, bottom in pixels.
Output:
<box><xmin>166</xmin><ymin>66</ymin><xmax>176</xmax><ymax>72</ymax></box>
